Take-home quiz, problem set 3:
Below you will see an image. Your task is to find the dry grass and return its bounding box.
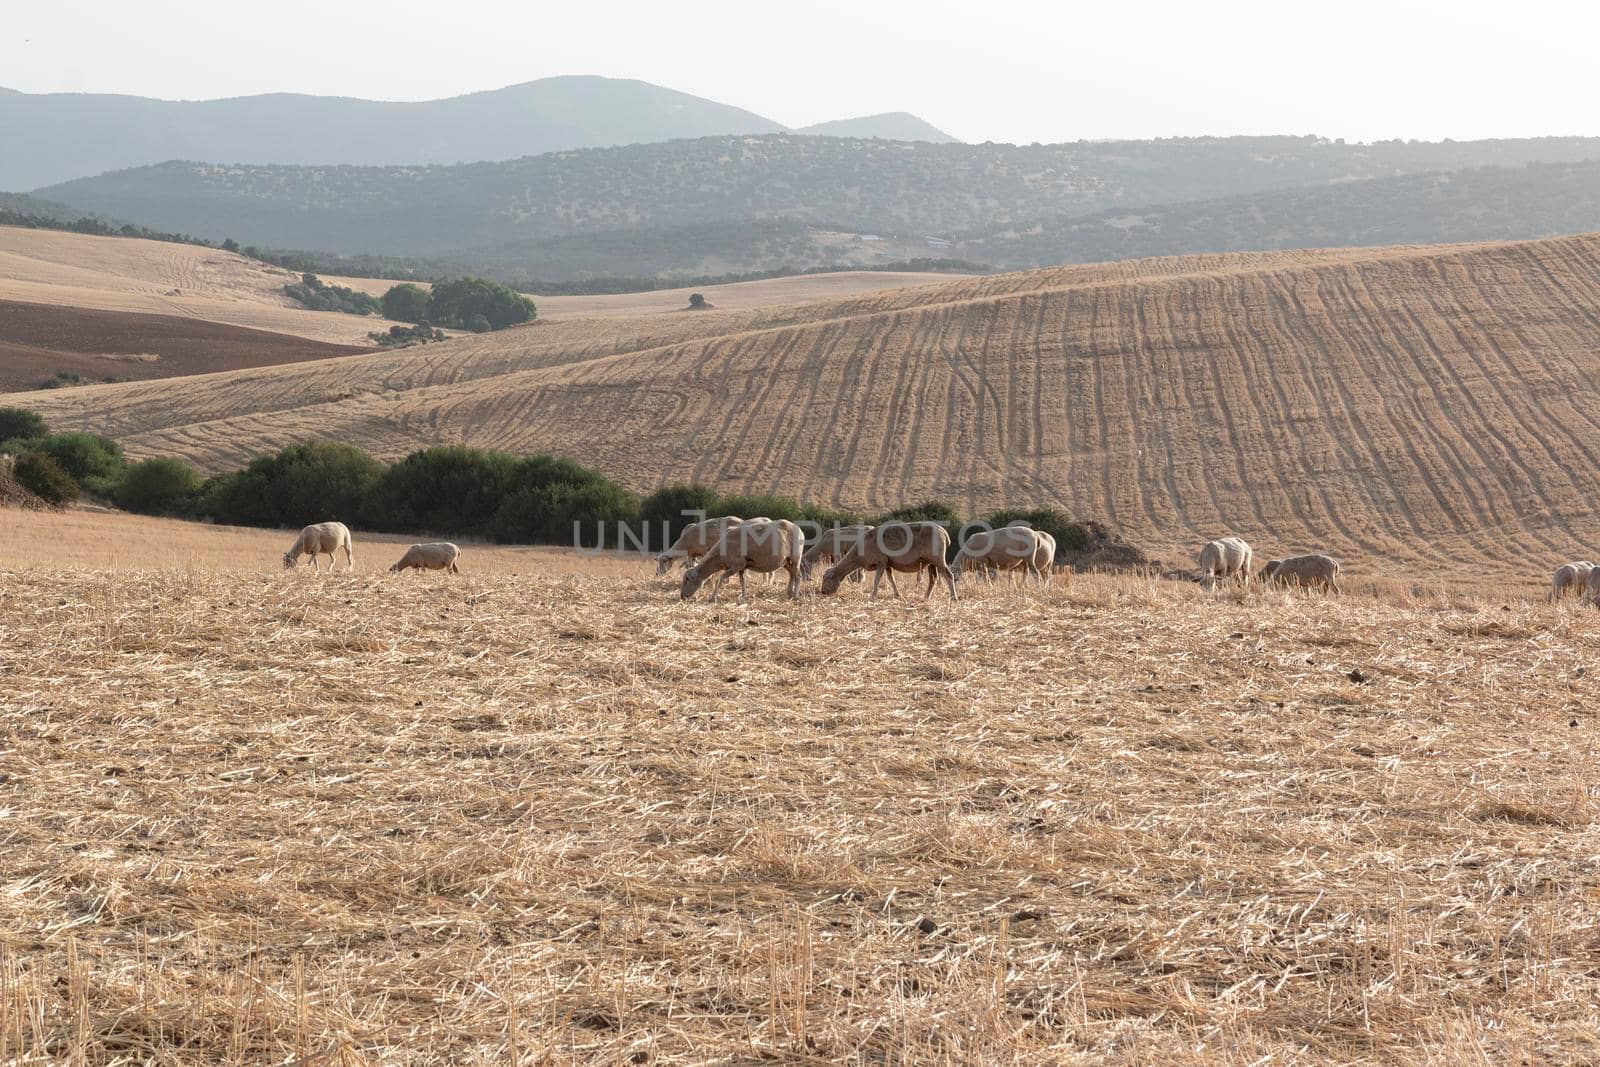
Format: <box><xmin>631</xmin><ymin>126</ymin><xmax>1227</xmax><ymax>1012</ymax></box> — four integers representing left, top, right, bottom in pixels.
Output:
<box><xmin>322</xmin><ymin>270</ymin><xmax>968</xmax><ymax>320</ymax></box>
<box><xmin>0</xmin><ymin>226</ymin><xmax>401</xmax><ymax>345</ymax></box>
<box><xmin>0</xmin><ymin>508</ymin><xmax>639</xmax><ymax>578</ymax></box>
<box><xmin>2</xmin><ymin>517</ymin><xmax>1599</xmax><ymax>1062</ymax></box>
<box><xmin>11</xmin><ymin>234</ymin><xmax>1600</xmax><ymax>575</ymax></box>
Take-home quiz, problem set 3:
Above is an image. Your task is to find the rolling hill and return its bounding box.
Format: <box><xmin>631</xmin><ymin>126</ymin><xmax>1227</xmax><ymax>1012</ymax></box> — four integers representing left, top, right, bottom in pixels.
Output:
<box><xmin>10</xmin><ymin>233</ymin><xmax>1600</xmax><ymax>576</ymax></box>
<box><xmin>0</xmin><ymin>77</ymin><xmax>956</xmax><ymax>191</ymax></box>
<box><xmin>0</xmin><ymin>226</ymin><xmax>401</xmax><ymax>345</ymax></box>
<box><xmin>795</xmin><ymin>112</ymin><xmax>956</xmax><ymax>142</ymax></box>
<box><xmin>39</xmin><ymin>135</ymin><xmax>1600</xmax><ymax>280</ymax></box>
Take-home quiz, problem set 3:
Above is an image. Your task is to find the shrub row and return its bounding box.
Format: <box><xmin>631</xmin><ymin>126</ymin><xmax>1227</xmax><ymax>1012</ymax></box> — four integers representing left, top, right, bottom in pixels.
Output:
<box><xmin>0</xmin><ymin>407</ymin><xmax>1091</xmax><ymax>556</ymax></box>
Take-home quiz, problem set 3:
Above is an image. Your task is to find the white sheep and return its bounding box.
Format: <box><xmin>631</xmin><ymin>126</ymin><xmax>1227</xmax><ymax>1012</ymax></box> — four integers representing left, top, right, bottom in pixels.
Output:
<box><xmin>1197</xmin><ymin>536</ymin><xmax>1253</xmax><ymax>588</ymax></box>
<box><xmin>680</xmin><ymin>518</ymin><xmax>804</xmax><ymax>602</ymax></box>
<box><xmin>283</xmin><ymin>522</ymin><xmax>354</xmax><ymax>573</ymax></box>
<box><xmin>1550</xmin><ymin>561</ymin><xmax>1596</xmax><ymax>602</ymax></box>
<box><xmin>655</xmin><ymin>516</ymin><xmax>751</xmax><ymax>575</ymax></box>
<box><xmin>801</xmin><ymin>525</ymin><xmax>872</xmax><ymax>585</ymax></box>
<box><xmin>952</xmin><ymin>526</ymin><xmax>1047</xmax><ymax>584</ymax></box>
<box><xmin>390</xmin><ymin>542</ymin><xmax>461</xmax><ymax>574</ymax></box>
<box><xmin>820</xmin><ymin>522</ymin><xmax>957</xmax><ymax>601</ymax></box>
<box><xmin>1261</xmin><ymin>553</ymin><xmax>1341</xmax><ymax>593</ymax></box>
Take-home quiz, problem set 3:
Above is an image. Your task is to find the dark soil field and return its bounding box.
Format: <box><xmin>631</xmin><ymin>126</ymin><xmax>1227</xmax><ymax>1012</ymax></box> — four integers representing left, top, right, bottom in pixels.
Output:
<box><xmin>0</xmin><ymin>299</ymin><xmax>368</xmax><ymax>391</ymax></box>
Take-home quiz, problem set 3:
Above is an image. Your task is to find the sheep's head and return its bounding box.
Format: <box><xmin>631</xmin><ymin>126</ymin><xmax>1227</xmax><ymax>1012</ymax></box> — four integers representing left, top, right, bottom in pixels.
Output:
<box><xmin>819</xmin><ymin>566</ymin><xmax>844</xmax><ymax>596</ymax></box>
<box><xmin>799</xmin><ymin>558</ymin><xmax>815</xmax><ymax>581</ymax></box>
<box><xmin>655</xmin><ymin>555</ymin><xmax>675</xmax><ymax>577</ymax></box>
<box><xmin>679</xmin><ymin>566</ymin><xmax>708</xmax><ymax>600</ymax></box>
<box><xmin>1258</xmin><ymin>560</ymin><xmax>1281</xmax><ymax>582</ymax></box>
<box><xmin>282</xmin><ymin>553</ymin><xmax>299</xmax><ymax>570</ymax></box>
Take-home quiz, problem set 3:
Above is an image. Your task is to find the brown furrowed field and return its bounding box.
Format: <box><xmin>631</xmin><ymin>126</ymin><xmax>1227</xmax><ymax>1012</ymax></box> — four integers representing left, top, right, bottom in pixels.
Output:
<box><xmin>0</xmin><ymin>227</ymin><xmax>402</xmax><ymax>345</ymax></box>
<box><xmin>3</xmin><ymin>535</ymin><xmax>1599</xmax><ymax>1063</ymax></box>
<box><xmin>10</xmin><ymin>234</ymin><xmax>1600</xmax><ymax>576</ymax></box>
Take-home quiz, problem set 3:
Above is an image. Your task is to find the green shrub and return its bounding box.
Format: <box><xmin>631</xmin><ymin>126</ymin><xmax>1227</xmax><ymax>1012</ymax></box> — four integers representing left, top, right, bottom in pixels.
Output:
<box><xmin>871</xmin><ymin>500</ymin><xmax>962</xmax><ymax>528</ymax></box>
<box><xmin>982</xmin><ymin>507</ymin><xmax>1088</xmax><ymax>558</ymax></box>
<box><xmin>362</xmin><ymin>446</ymin><xmax>523</xmax><ymax>535</ymax></box>
<box><xmin>491</xmin><ymin>480</ymin><xmax>639</xmax><ymax>546</ymax></box>
<box><xmin>637</xmin><ymin>483</ymin><xmax>722</xmax><ymax>551</ymax></box>
<box><xmin>282</xmin><ymin>273</ymin><xmax>382</xmax><ymax>316</ymax></box>
<box><xmin>0</xmin><ymin>407</ymin><xmax>46</xmax><ymax>442</ymax></box>
<box><xmin>380</xmin><ymin>284</ymin><xmax>432</xmax><ymax>323</ymax></box>
<box><xmin>117</xmin><ymin>457</ymin><xmax>203</xmax><ymax>515</ymax></box>
<box><xmin>426</xmin><ymin>277</ymin><xmax>536</xmax><ymax>330</ymax></box>
<box><xmin>714</xmin><ymin>493</ymin><xmax>804</xmax><ymax>523</ymax></box>
<box><xmin>14</xmin><ymin>451</ymin><xmax>78</xmax><ymax>505</ymax></box>
<box><xmin>32</xmin><ymin>432</ymin><xmax>125</xmax><ymax>491</ymax></box>
<box><xmin>203</xmin><ymin>440</ymin><xmax>383</xmax><ymax>528</ymax></box>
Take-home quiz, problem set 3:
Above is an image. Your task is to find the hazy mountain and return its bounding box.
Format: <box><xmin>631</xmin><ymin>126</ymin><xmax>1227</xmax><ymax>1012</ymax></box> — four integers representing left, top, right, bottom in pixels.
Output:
<box><xmin>0</xmin><ymin>76</ymin><xmax>792</xmax><ymax>189</ymax></box>
<box><xmin>796</xmin><ymin>113</ymin><xmax>956</xmax><ymax>142</ymax></box>
<box><xmin>954</xmin><ymin>160</ymin><xmax>1600</xmax><ymax>266</ymax></box>
<box><xmin>33</xmin><ymin>134</ymin><xmax>1600</xmax><ymax>280</ymax></box>
<box><xmin>0</xmin><ymin>191</ymin><xmax>94</xmax><ymax>221</ymax></box>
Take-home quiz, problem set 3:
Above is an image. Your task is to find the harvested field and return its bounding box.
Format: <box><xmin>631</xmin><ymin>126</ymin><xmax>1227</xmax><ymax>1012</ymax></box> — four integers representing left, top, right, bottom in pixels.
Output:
<box><xmin>0</xmin><ymin>299</ymin><xmax>367</xmax><ymax>391</ymax></box>
<box><xmin>323</xmin><ymin>270</ymin><xmax>969</xmax><ymax>320</ymax></box>
<box><xmin>0</xmin><ymin>227</ymin><xmax>402</xmax><ymax>345</ymax></box>
<box><xmin>2</xmin><ymin>534</ymin><xmax>1598</xmax><ymax>1062</ymax></box>
<box><xmin>10</xmin><ymin>234</ymin><xmax>1600</xmax><ymax>576</ymax></box>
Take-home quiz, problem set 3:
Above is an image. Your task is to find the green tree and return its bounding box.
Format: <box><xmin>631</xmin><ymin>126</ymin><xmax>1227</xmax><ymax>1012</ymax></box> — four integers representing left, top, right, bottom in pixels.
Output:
<box><xmin>362</xmin><ymin>446</ymin><xmax>523</xmax><ymax>535</ymax></box>
<box><xmin>638</xmin><ymin>483</ymin><xmax>721</xmax><ymax>551</ymax></box>
<box><xmin>426</xmin><ymin>277</ymin><xmax>537</xmax><ymax>330</ymax></box>
<box><xmin>202</xmin><ymin>441</ymin><xmax>383</xmax><ymax>528</ymax></box>
<box><xmin>0</xmin><ymin>407</ymin><xmax>47</xmax><ymax>443</ymax></box>
<box><xmin>32</xmin><ymin>433</ymin><xmax>125</xmax><ymax>490</ymax></box>
<box><xmin>117</xmin><ymin>457</ymin><xmax>203</xmax><ymax>515</ymax></box>
<box><xmin>14</xmin><ymin>452</ymin><xmax>78</xmax><ymax>505</ymax></box>
<box><xmin>380</xmin><ymin>283</ymin><xmax>432</xmax><ymax>323</ymax></box>
<box><xmin>688</xmin><ymin>292</ymin><xmax>707</xmax><ymax>309</ymax></box>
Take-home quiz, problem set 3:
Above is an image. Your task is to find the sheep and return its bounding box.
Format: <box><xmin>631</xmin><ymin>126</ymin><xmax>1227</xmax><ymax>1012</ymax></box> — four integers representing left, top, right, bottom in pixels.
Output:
<box><xmin>1034</xmin><ymin>531</ymin><xmax>1059</xmax><ymax>581</ymax></box>
<box><xmin>1586</xmin><ymin>567</ymin><xmax>1600</xmax><ymax>607</ymax></box>
<box><xmin>800</xmin><ymin>524</ymin><xmax>872</xmax><ymax>586</ymax></box>
<box><xmin>680</xmin><ymin>518</ymin><xmax>804</xmax><ymax>602</ymax></box>
<box><xmin>820</xmin><ymin>522</ymin><xmax>957</xmax><ymax>601</ymax></box>
<box><xmin>1261</xmin><ymin>553</ymin><xmax>1341</xmax><ymax>593</ymax></box>
<box><xmin>1550</xmin><ymin>561</ymin><xmax>1596</xmax><ymax>602</ymax></box>
<box><xmin>655</xmin><ymin>516</ymin><xmax>750</xmax><ymax>576</ymax></box>
<box><xmin>389</xmin><ymin>542</ymin><xmax>461</xmax><ymax>574</ymax></box>
<box><xmin>952</xmin><ymin>526</ymin><xmax>1047</xmax><ymax>584</ymax></box>
<box><xmin>1197</xmin><ymin>536</ymin><xmax>1253</xmax><ymax>587</ymax></box>
<box><xmin>282</xmin><ymin>522</ymin><xmax>353</xmax><ymax>573</ymax></box>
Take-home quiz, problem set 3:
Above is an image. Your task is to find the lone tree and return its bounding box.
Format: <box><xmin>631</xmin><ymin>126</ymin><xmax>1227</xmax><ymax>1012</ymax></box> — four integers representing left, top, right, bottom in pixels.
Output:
<box><xmin>687</xmin><ymin>292</ymin><xmax>707</xmax><ymax>309</ymax></box>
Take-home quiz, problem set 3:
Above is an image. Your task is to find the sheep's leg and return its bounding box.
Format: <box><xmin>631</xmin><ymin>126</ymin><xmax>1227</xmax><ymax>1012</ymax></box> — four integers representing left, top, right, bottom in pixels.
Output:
<box><xmin>886</xmin><ymin>569</ymin><xmax>905</xmax><ymax>600</ymax></box>
<box><xmin>785</xmin><ymin>561</ymin><xmax>799</xmax><ymax>599</ymax></box>
<box><xmin>869</xmin><ymin>568</ymin><xmax>886</xmax><ymax>601</ymax></box>
<box><xmin>735</xmin><ymin>567</ymin><xmax>750</xmax><ymax>603</ymax></box>
<box><xmin>923</xmin><ymin>567</ymin><xmax>936</xmax><ymax>600</ymax></box>
<box><xmin>940</xmin><ymin>563</ymin><xmax>958</xmax><ymax>601</ymax></box>
<box><xmin>344</xmin><ymin>543</ymin><xmax>354</xmax><ymax>571</ymax></box>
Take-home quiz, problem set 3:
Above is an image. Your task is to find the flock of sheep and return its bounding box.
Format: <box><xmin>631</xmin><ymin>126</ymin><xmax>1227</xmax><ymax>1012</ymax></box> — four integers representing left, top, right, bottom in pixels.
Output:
<box><xmin>280</xmin><ymin>516</ymin><xmax>1597</xmax><ymax>606</ymax></box>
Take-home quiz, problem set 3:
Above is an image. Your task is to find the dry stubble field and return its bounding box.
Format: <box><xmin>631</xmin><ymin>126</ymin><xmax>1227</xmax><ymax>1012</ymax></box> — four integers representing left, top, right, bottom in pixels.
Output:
<box><xmin>2</xmin><ymin>511</ymin><xmax>1599</xmax><ymax>1063</ymax></box>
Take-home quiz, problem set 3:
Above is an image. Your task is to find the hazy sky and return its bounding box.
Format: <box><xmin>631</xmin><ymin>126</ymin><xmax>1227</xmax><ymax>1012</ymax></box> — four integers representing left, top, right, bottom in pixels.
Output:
<box><xmin>5</xmin><ymin>0</ymin><xmax>1597</xmax><ymax>143</ymax></box>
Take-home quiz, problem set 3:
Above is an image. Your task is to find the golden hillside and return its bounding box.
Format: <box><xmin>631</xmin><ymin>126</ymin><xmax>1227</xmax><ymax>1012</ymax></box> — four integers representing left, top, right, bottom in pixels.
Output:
<box><xmin>11</xmin><ymin>236</ymin><xmax>1600</xmax><ymax>574</ymax></box>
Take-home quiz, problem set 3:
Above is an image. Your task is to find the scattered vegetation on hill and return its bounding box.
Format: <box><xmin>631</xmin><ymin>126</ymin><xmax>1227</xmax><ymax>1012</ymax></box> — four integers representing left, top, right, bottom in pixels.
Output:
<box><xmin>367</xmin><ymin>323</ymin><xmax>447</xmax><ymax>348</ymax></box>
<box><xmin>281</xmin><ymin>273</ymin><xmax>382</xmax><ymax>315</ymax></box>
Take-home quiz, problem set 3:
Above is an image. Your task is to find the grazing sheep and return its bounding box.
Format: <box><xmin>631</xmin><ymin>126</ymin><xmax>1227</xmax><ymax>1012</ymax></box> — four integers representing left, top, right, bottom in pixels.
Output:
<box><xmin>680</xmin><ymin>518</ymin><xmax>804</xmax><ymax>602</ymax></box>
<box><xmin>1034</xmin><ymin>531</ymin><xmax>1059</xmax><ymax>581</ymax></box>
<box><xmin>389</xmin><ymin>542</ymin><xmax>461</xmax><ymax>574</ymax></box>
<box><xmin>1197</xmin><ymin>536</ymin><xmax>1253</xmax><ymax>588</ymax></box>
<box><xmin>1585</xmin><ymin>567</ymin><xmax>1600</xmax><ymax>607</ymax></box>
<box><xmin>800</xmin><ymin>525</ymin><xmax>871</xmax><ymax>586</ymax></box>
<box><xmin>655</xmin><ymin>516</ymin><xmax>749</xmax><ymax>575</ymax></box>
<box><xmin>1261</xmin><ymin>553</ymin><xmax>1341</xmax><ymax>593</ymax></box>
<box><xmin>282</xmin><ymin>522</ymin><xmax>353</xmax><ymax>573</ymax></box>
<box><xmin>1551</xmin><ymin>561</ymin><xmax>1596</xmax><ymax>602</ymax></box>
<box><xmin>820</xmin><ymin>522</ymin><xmax>957</xmax><ymax>601</ymax></box>
<box><xmin>952</xmin><ymin>526</ymin><xmax>1047</xmax><ymax>584</ymax></box>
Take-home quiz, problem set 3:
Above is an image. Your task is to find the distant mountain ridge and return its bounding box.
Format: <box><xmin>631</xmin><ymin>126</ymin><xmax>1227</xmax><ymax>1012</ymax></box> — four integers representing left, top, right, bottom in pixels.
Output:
<box><xmin>0</xmin><ymin>76</ymin><xmax>953</xmax><ymax>189</ymax></box>
<box><xmin>35</xmin><ymin>134</ymin><xmax>1600</xmax><ymax>281</ymax></box>
<box><xmin>796</xmin><ymin>113</ymin><xmax>956</xmax><ymax>142</ymax></box>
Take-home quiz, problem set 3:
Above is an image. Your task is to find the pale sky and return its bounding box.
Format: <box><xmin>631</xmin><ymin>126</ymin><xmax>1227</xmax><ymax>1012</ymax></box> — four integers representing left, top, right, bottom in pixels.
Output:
<box><xmin>4</xmin><ymin>0</ymin><xmax>1597</xmax><ymax>144</ymax></box>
